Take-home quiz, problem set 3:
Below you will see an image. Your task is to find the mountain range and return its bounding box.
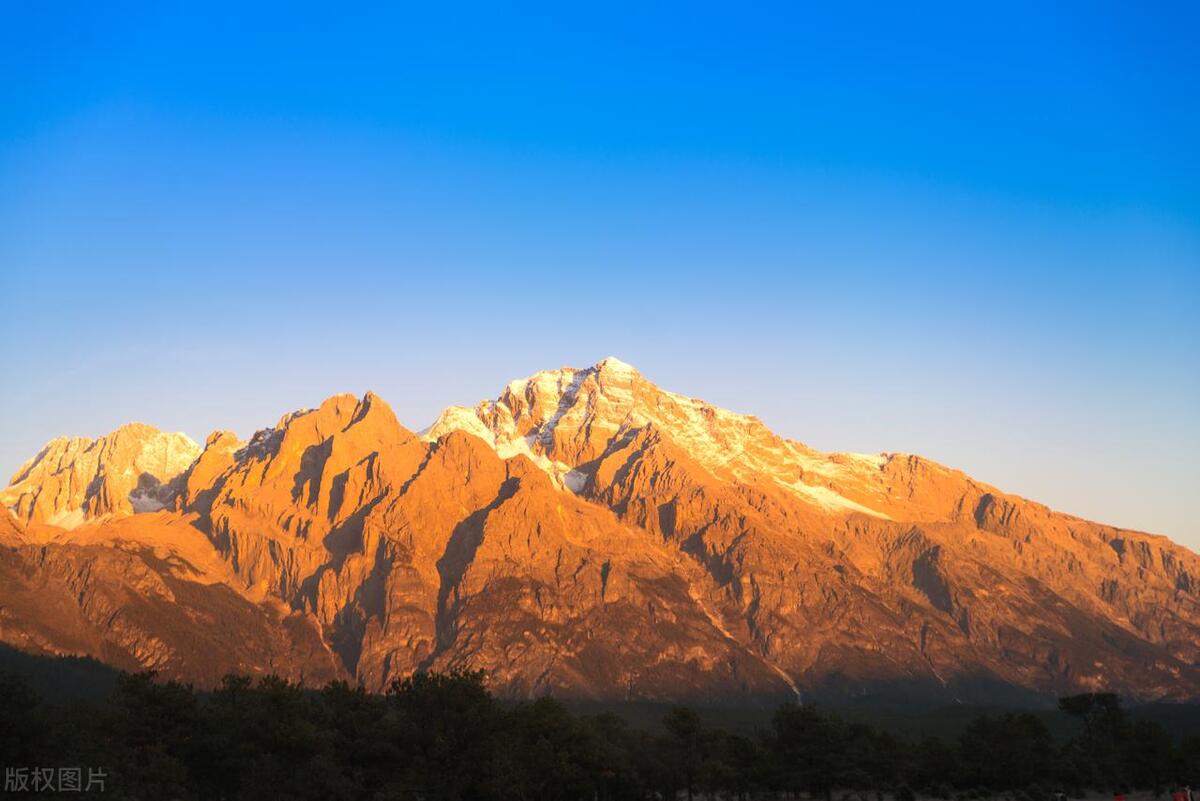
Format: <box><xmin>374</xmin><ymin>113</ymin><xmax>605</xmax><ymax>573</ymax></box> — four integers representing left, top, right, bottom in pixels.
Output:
<box><xmin>2</xmin><ymin>357</ymin><xmax>1197</xmax><ymax>704</ymax></box>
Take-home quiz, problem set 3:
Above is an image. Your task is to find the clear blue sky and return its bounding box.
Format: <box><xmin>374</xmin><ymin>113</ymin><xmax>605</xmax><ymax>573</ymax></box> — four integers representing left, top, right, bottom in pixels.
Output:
<box><xmin>2</xmin><ymin>3</ymin><xmax>1197</xmax><ymax>548</ymax></box>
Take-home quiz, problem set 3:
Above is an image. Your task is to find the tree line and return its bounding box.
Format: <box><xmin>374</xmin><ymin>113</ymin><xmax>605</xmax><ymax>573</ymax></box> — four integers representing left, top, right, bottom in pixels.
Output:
<box><xmin>1</xmin><ymin>668</ymin><xmax>1197</xmax><ymax>800</ymax></box>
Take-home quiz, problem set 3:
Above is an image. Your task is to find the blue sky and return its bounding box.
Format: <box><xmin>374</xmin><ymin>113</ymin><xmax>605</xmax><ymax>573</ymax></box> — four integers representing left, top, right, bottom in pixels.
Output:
<box><xmin>2</xmin><ymin>2</ymin><xmax>1198</xmax><ymax>548</ymax></box>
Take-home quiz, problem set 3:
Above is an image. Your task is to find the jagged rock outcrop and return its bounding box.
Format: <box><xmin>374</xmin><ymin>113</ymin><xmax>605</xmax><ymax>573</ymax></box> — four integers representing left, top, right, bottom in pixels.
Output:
<box><xmin>0</xmin><ymin>511</ymin><xmax>342</xmax><ymax>684</ymax></box>
<box><xmin>1</xmin><ymin>359</ymin><xmax>1197</xmax><ymax>702</ymax></box>
<box><xmin>2</xmin><ymin>423</ymin><xmax>199</xmax><ymax>527</ymax></box>
<box><xmin>424</xmin><ymin>357</ymin><xmax>1200</xmax><ymax>700</ymax></box>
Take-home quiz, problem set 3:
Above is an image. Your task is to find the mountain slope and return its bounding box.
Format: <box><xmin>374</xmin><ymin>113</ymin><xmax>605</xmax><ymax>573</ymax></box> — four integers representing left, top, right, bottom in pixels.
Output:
<box><xmin>426</xmin><ymin>358</ymin><xmax>1200</xmax><ymax>699</ymax></box>
<box><xmin>1</xmin><ymin>359</ymin><xmax>1196</xmax><ymax>702</ymax></box>
<box><xmin>2</xmin><ymin>424</ymin><xmax>199</xmax><ymax>527</ymax></box>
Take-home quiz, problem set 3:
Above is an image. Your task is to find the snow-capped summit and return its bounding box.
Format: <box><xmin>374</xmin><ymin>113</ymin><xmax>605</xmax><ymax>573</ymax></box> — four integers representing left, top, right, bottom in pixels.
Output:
<box><xmin>424</xmin><ymin>358</ymin><xmax>894</xmax><ymax>516</ymax></box>
<box><xmin>3</xmin><ymin>360</ymin><xmax>1198</xmax><ymax>704</ymax></box>
<box><xmin>594</xmin><ymin>355</ymin><xmax>639</xmax><ymax>376</ymax></box>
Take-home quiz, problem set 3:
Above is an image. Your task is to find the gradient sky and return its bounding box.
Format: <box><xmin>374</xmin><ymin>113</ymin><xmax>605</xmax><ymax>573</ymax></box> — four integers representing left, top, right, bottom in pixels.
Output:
<box><xmin>2</xmin><ymin>3</ymin><xmax>1197</xmax><ymax>549</ymax></box>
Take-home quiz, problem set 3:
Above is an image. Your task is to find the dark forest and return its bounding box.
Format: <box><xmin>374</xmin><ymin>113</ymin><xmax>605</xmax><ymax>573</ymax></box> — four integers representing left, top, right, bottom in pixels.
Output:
<box><xmin>2</xmin><ymin>665</ymin><xmax>1197</xmax><ymax>801</ymax></box>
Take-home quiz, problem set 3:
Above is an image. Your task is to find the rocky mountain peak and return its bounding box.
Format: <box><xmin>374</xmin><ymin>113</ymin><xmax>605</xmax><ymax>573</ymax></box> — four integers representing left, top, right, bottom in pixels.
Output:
<box><xmin>425</xmin><ymin>360</ymin><xmax>902</xmax><ymax>519</ymax></box>
<box><xmin>595</xmin><ymin>355</ymin><xmax>639</xmax><ymax>376</ymax></box>
<box><xmin>2</xmin><ymin>364</ymin><xmax>1197</xmax><ymax>702</ymax></box>
<box><xmin>2</xmin><ymin>424</ymin><xmax>200</xmax><ymax>527</ymax></box>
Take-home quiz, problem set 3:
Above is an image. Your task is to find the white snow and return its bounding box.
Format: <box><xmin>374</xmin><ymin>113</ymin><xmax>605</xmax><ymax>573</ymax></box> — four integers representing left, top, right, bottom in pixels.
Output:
<box><xmin>419</xmin><ymin>361</ymin><xmax>899</xmax><ymax>514</ymax></box>
<box><xmin>422</xmin><ymin>406</ymin><xmax>496</xmax><ymax>445</ymax></box>
<box><xmin>46</xmin><ymin>508</ymin><xmax>86</xmax><ymax>530</ymax></box>
<box><xmin>595</xmin><ymin>356</ymin><xmax>638</xmax><ymax>376</ymax></box>
<box><xmin>775</xmin><ymin>478</ymin><xmax>891</xmax><ymax>519</ymax></box>
<box><xmin>847</xmin><ymin>452</ymin><xmax>889</xmax><ymax>468</ymax></box>
<box><xmin>135</xmin><ymin>432</ymin><xmax>201</xmax><ymax>477</ymax></box>
<box><xmin>533</xmin><ymin>369</ymin><xmax>589</xmax><ymax>448</ymax></box>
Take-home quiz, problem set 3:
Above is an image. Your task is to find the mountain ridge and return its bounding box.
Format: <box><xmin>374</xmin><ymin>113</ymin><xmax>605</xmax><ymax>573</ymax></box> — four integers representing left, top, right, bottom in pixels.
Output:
<box><xmin>1</xmin><ymin>358</ymin><xmax>1196</xmax><ymax>703</ymax></box>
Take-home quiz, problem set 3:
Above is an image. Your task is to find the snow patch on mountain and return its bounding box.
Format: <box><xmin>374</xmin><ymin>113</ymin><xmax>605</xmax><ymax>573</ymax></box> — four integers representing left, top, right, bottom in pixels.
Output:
<box><xmin>423</xmin><ymin>358</ymin><xmax>904</xmax><ymax>513</ymax></box>
<box><xmin>775</xmin><ymin>477</ymin><xmax>891</xmax><ymax>519</ymax></box>
<box><xmin>423</xmin><ymin>406</ymin><xmax>495</xmax><ymax>445</ymax></box>
<box><xmin>45</xmin><ymin>508</ymin><xmax>87</xmax><ymax>529</ymax></box>
<box><xmin>596</xmin><ymin>356</ymin><xmax>638</xmax><ymax>377</ymax></box>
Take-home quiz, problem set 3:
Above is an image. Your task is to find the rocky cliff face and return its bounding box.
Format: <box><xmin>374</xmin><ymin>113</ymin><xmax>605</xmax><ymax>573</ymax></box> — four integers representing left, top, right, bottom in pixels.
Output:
<box><xmin>0</xmin><ymin>509</ymin><xmax>341</xmax><ymax>685</ymax></box>
<box><xmin>2</xmin><ymin>359</ymin><xmax>1197</xmax><ymax>703</ymax></box>
<box><xmin>2</xmin><ymin>424</ymin><xmax>199</xmax><ymax>527</ymax></box>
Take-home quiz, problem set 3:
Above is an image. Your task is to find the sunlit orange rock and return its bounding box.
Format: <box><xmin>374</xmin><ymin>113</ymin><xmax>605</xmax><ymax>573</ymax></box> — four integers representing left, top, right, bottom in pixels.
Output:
<box><xmin>2</xmin><ymin>423</ymin><xmax>199</xmax><ymax>528</ymax></box>
<box><xmin>1</xmin><ymin>359</ymin><xmax>1197</xmax><ymax>702</ymax></box>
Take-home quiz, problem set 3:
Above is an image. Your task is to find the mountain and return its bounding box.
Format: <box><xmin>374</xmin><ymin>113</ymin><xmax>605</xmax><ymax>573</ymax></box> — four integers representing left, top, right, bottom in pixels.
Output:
<box><xmin>3</xmin><ymin>423</ymin><xmax>200</xmax><ymax>527</ymax></box>
<box><xmin>1</xmin><ymin>358</ymin><xmax>1197</xmax><ymax>703</ymax></box>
